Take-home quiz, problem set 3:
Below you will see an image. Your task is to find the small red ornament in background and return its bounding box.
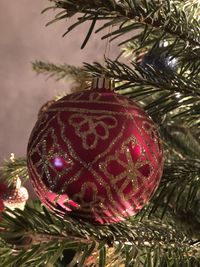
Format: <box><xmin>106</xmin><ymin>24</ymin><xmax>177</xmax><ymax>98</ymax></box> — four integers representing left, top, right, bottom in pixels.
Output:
<box><xmin>0</xmin><ymin>178</ymin><xmax>29</xmax><ymax>216</ymax></box>
<box><xmin>0</xmin><ymin>183</ymin><xmax>7</xmax><ymax>214</ymax></box>
<box><xmin>3</xmin><ymin>188</ymin><xmax>28</xmax><ymax>211</ymax></box>
<box><xmin>27</xmin><ymin>77</ymin><xmax>164</xmax><ymax>224</ymax></box>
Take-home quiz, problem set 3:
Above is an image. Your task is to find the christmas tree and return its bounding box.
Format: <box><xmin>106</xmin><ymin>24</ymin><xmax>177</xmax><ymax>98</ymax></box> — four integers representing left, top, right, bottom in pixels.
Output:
<box><xmin>0</xmin><ymin>0</ymin><xmax>200</xmax><ymax>266</ymax></box>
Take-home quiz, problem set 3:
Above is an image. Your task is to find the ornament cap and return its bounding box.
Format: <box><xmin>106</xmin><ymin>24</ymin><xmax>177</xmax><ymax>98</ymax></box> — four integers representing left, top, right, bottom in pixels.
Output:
<box><xmin>91</xmin><ymin>77</ymin><xmax>114</xmax><ymax>90</ymax></box>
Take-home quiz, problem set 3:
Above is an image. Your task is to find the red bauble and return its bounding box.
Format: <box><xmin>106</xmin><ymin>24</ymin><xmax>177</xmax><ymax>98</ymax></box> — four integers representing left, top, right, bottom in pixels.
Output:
<box><xmin>0</xmin><ymin>183</ymin><xmax>7</xmax><ymax>214</ymax></box>
<box><xmin>0</xmin><ymin>178</ymin><xmax>29</xmax><ymax>214</ymax></box>
<box><xmin>27</xmin><ymin>78</ymin><xmax>164</xmax><ymax>224</ymax></box>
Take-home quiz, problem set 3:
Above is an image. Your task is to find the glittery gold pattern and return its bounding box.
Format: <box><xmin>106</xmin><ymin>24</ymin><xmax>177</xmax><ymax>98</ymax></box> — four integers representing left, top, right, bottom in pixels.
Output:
<box><xmin>27</xmin><ymin>77</ymin><xmax>164</xmax><ymax>224</ymax></box>
<box><xmin>69</xmin><ymin>114</ymin><xmax>118</xmax><ymax>150</ymax></box>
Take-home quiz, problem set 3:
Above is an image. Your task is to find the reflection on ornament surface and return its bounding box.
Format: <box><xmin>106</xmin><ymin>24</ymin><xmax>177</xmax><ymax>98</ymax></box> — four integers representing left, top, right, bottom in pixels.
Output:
<box><xmin>27</xmin><ymin>78</ymin><xmax>164</xmax><ymax>224</ymax></box>
<box><xmin>54</xmin><ymin>157</ymin><xmax>64</xmax><ymax>168</ymax></box>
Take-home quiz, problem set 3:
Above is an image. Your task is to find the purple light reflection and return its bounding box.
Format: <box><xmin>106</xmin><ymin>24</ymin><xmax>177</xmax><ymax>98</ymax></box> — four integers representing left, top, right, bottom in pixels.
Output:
<box><xmin>54</xmin><ymin>157</ymin><xmax>64</xmax><ymax>168</ymax></box>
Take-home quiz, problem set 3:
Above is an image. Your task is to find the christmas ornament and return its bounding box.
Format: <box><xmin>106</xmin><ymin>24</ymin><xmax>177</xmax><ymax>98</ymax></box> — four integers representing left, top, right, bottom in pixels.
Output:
<box><xmin>27</xmin><ymin>77</ymin><xmax>164</xmax><ymax>224</ymax></box>
<box><xmin>38</xmin><ymin>99</ymin><xmax>56</xmax><ymax>117</ymax></box>
<box><xmin>0</xmin><ymin>183</ymin><xmax>7</xmax><ymax>214</ymax></box>
<box><xmin>0</xmin><ymin>178</ymin><xmax>28</xmax><ymax>221</ymax></box>
<box><xmin>3</xmin><ymin>187</ymin><xmax>29</xmax><ymax>211</ymax></box>
<box><xmin>2</xmin><ymin>178</ymin><xmax>29</xmax><ymax>211</ymax></box>
<box><xmin>140</xmin><ymin>44</ymin><xmax>178</xmax><ymax>73</ymax></box>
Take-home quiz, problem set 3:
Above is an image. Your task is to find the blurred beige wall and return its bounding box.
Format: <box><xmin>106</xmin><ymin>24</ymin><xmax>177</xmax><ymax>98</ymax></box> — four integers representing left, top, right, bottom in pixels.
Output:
<box><xmin>0</xmin><ymin>1</ymin><xmax>118</xmax><ymax>163</ymax></box>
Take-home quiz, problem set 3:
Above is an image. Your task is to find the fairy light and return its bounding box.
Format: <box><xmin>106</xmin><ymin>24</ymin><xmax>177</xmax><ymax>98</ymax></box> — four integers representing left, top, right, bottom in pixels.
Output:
<box><xmin>175</xmin><ymin>92</ymin><xmax>181</xmax><ymax>99</ymax></box>
<box><xmin>10</xmin><ymin>153</ymin><xmax>15</xmax><ymax>162</ymax></box>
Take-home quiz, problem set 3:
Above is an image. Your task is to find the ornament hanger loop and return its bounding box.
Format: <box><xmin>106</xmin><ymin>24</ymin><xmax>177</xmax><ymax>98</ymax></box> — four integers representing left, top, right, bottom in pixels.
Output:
<box><xmin>102</xmin><ymin>25</ymin><xmax>113</xmax><ymax>77</ymax></box>
<box><xmin>91</xmin><ymin>26</ymin><xmax>114</xmax><ymax>90</ymax></box>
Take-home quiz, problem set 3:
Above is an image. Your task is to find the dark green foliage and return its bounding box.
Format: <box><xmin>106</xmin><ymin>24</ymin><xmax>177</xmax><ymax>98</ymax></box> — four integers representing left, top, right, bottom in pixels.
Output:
<box><xmin>0</xmin><ymin>202</ymin><xmax>200</xmax><ymax>266</ymax></box>
<box><xmin>32</xmin><ymin>61</ymin><xmax>88</xmax><ymax>82</ymax></box>
<box><xmin>0</xmin><ymin>157</ymin><xmax>28</xmax><ymax>186</ymax></box>
<box><xmin>44</xmin><ymin>0</ymin><xmax>200</xmax><ymax>76</ymax></box>
<box><xmin>84</xmin><ymin>60</ymin><xmax>200</xmax><ymax>126</ymax></box>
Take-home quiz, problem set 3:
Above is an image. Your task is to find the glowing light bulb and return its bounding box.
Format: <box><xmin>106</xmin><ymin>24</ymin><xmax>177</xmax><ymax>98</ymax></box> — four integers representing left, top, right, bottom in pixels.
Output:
<box><xmin>175</xmin><ymin>92</ymin><xmax>181</xmax><ymax>99</ymax></box>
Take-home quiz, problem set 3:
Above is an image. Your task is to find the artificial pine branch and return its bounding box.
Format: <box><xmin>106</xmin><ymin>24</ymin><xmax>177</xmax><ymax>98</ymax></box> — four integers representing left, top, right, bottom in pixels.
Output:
<box><xmin>150</xmin><ymin>159</ymin><xmax>200</xmax><ymax>215</ymax></box>
<box><xmin>162</xmin><ymin>124</ymin><xmax>200</xmax><ymax>159</ymax></box>
<box><xmin>32</xmin><ymin>61</ymin><xmax>89</xmax><ymax>85</ymax></box>
<box><xmin>122</xmin><ymin>37</ymin><xmax>200</xmax><ymax>78</ymax></box>
<box><xmin>83</xmin><ymin>60</ymin><xmax>200</xmax><ymax>124</ymax></box>
<box><xmin>0</xmin><ymin>157</ymin><xmax>28</xmax><ymax>187</ymax></box>
<box><xmin>84</xmin><ymin>60</ymin><xmax>200</xmax><ymax>97</ymax></box>
<box><xmin>32</xmin><ymin>58</ymin><xmax>200</xmax><ymax>125</ymax></box>
<box><xmin>0</xmin><ymin>203</ymin><xmax>200</xmax><ymax>266</ymax></box>
<box><xmin>29</xmin><ymin>57</ymin><xmax>200</xmax><ymax>127</ymax></box>
<box><xmin>178</xmin><ymin>0</ymin><xmax>200</xmax><ymax>21</ymax></box>
<box><xmin>46</xmin><ymin>0</ymin><xmax>200</xmax><ymax>46</ymax></box>
<box><xmin>45</xmin><ymin>0</ymin><xmax>200</xmax><ymax>79</ymax></box>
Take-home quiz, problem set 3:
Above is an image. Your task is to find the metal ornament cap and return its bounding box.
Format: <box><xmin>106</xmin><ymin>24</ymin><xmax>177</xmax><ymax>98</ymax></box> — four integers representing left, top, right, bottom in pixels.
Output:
<box><xmin>91</xmin><ymin>77</ymin><xmax>114</xmax><ymax>90</ymax></box>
